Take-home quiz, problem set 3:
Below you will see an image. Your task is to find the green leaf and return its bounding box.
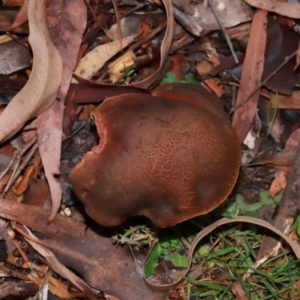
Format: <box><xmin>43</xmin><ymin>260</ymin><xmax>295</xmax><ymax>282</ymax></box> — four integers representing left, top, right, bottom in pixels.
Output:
<box><xmin>144</xmin><ymin>259</ymin><xmax>158</xmax><ymax>278</ymax></box>
<box><xmin>161</xmin><ymin>72</ymin><xmax>177</xmax><ymax>83</ymax></box>
<box><xmin>164</xmin><ymin>252</ymin><xmax>189</xmax><ymax>268</ymax></box>
<box><xmin>234</xmin><ymin>190</ymin><xmax>283</xmax><ymax>216</ymax></box>
<box><xmin>183</xmin><ymin>73</ymin><xmax>198</xmax><ymax>85</ymax></box>
<box><xmin>144</xmin><ymin>243</ymin><xmax>162</xmax><ymax>278</ymax></box>
<box><xmin>292</xmin><ymin>214</ymin><xmax>300</xmax><ymax>237</ymax></box>
<box><xmin>198</xmin><ymin>244</ymin><xmax>210</xmax><ymax>256</ymax></box>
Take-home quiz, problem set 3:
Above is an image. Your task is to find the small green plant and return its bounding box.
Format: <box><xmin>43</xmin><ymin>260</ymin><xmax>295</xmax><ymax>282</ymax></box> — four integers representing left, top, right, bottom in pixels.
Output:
<box><xmin>144</xmin><ymin>229</ymin><xmax>188</xmax><ymax>277</ymax></box>
<box><xmin>112</xmin><ymin>224</ymin><xmax>154</xmax><ymax>247</ymax></box>
<box><xmin>292</xmin><ymin>214</ymin><xmax>300</xmax><ymax>237</ymax></box>
<box><xmin>185</xmin><ymin>225</ymin><xmax>300</xmax><ymax>299</ymax></box>
<box><xmin>160</xmin><ymin>72</ymin><xmax>199</xmax><ymax>84</ymax></box>
<box><xmin>216</xmin><ymin>190</ymin><xmax>283</xmax><ymax>218</ymax></box>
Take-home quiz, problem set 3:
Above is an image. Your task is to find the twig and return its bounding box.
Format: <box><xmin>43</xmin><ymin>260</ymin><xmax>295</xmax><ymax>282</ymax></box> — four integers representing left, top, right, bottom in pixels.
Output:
<box><xmin>172</xmin><ymin>0</ymin><xmax>195</xmax><ymax>15</ymax></box>
<box><xmin>232</xmin><ymin>49</ymin><xmax>297</xmax><ymax>113</ymax></box>
<box><xmin>128</xmin><ymin>21</ymin><xmax>167</xmax><ymax>52</ymax></box>
<box><xmin>258</xmin><ymin>138</ymin><xmax>300</xmax><ymax>258</ymax></box>
<box><xmin>207</xmin><ymin>0</ymin><xmax>239</xmax><ymax>64</ymax></box>
<box><xmin>1</xmin><ymin>137</ymin><xmax>38</xmax><ymax>197</ymax></box>
<box><xmin>173</xmin><ymin>6</ymin><xmax>202</xmax><ymax>36</ymax></box>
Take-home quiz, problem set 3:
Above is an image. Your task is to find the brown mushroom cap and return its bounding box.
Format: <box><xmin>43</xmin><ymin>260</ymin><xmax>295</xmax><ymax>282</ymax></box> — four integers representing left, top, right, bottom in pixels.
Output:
<box><xmin>69</xmin><ymin>84</ymin><xmax>241</xmax><ymax>228</ymax></box>
<box><xmin>152</xmin><ymin>83</ymin><xmax>227</xmax><ymax>119</ymax></box>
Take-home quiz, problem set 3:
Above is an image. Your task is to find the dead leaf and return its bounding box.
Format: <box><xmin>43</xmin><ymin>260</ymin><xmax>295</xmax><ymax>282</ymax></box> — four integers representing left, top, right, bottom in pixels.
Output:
<box><xmin>37</xmin><ymin>102</ymin><xmax>63</xmax><ymax>222</ymax></box>
<box><xmin>11</xmin><ymin>0</ymin><xmax>29</xmax><ymax>29</ymax></box>
<box><xmin>107</xmin><ymin>14</ymin><xmax>145</xmax><ymax>40</ymax></box>
<box><xmin>108</xmin><ymin>50</ymin><xmax>137</xmax><ymax>83</ymax></box>
<box><xmin>231</xmin><ymin>281</ymin><xmax>249</xmax><ymax>300</ymax></box>
<box><xmin>0</xmin><ymin>0</ymin><xmax>62</xmax><ymax>143</ymax></box>
<box><xmin>194</xmin><ymin>0</ymin><xmax>253</xmax><ymax>30</ymax></box>
<box><xmin>262</xmin><ymin>20</ymin><xmax>300</xmax><ymax>95</ymax></box>
<box><xmin>269</xmin><ymin>128</ymin><xmax>300</xmax><ymax>197</ymax></box>
<box><xmin>232</xmin><ymin>9</ymin><xmax>267</xmax><ymax>143</ymax></box>
<box><xmin>23</xmin><ymin>178</ymin><xmax>51</xmax><ymax>208</ymax></box>
<box><xmin>74</xmin><ymin>34</ymin><xmax>137</xmax><ymax>80</ymax></box>
<box><xmin>131</xmin><ymin>0</ymin><xmax>174</xmax><ymax>89</ymax></box>
<box><xmin>269</xmin><ymin>170</ymin><xmax>288</xmax><ymax>198</ymax></box>
<box><xmin>38</xmin><ymin>0</ymin><xmax>87</xmax><ymax>221</ymax></box>
<box><xmin>0</xmin><ymin>199</ymin><xmax>168</xmax><ymax>300</ymax></box>
<box><xmin>20</xmin><ymin>227</ymin><xmax>97</xmax><ymax>300</ymax></box>
<box><xmin>3</xmin><ymin>0</ymin><xmax>24</xmax><ymax>6</ymax></box>
<box><xmin>72</xmin><ymin>0</ymin><xmax>173</xmax><ymax>89</ymax></box>
<box><xmin>245</xmin><ymin>0</ymin><xmax>300</xmax><ymax>19</ymax></box>
<box><xmin>271</xmin><ymin>90</ymin><xmax>300</xmax><ymax>109</ymax></box>
<box><xmin>249</xmin><ymin>150</ymin><xmax>295</xmax><ymax>167</ymax></box>
<box><xmin>0</xmin><ymin>9</ymin><xmax>28</xmax><ymax>33</ymax></box>
<box><xmin>0</xmin><ymin>40</ymin><xmax>31</xmax><ymax>74</ymax></box>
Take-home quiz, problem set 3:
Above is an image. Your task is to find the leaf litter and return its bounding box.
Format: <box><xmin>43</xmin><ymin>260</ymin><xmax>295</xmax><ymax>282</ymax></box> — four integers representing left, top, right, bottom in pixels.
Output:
<box><xmin>1</xmin><ymin>0</ymin><xmax>300</xmax><ymax>299</ymax></box>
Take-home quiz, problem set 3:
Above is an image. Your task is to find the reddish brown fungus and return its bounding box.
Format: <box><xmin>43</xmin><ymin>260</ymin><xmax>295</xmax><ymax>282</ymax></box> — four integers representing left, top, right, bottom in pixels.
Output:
<box><xmin>69</xmin><ymin>83</ymin><xmax>241</xmax><ymax>228</ymax></box>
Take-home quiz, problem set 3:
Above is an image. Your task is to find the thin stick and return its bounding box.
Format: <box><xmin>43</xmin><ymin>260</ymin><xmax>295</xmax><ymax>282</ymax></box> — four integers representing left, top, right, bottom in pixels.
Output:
<box><xmin>232</xmin><ymin>49</ymin><xmax>297</xmax><ymax>113</ymax></box>
<box><xmin>208</xmin><ymin>0</ymin><xmax>239</xmax><ymax>64</ymax></box>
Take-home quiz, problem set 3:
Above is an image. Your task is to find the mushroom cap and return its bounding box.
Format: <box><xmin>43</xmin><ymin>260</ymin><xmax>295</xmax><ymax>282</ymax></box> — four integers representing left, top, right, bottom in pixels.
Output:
<box><xmin>69</xmin><ymin>84</ymin><xmax>241</xmax><ymax>228</ymax></box>
<box><xmin>152</xmin><ymin>83</ymin><xmax>227</xmax><ymax>119</ymax></box>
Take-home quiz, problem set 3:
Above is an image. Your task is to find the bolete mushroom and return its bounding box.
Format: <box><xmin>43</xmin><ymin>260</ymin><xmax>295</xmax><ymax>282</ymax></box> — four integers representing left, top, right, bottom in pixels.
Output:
<box><xmin>69</xmin><ymin>83</ymin><xmax>241</xmax><ymax>228</ymax></box>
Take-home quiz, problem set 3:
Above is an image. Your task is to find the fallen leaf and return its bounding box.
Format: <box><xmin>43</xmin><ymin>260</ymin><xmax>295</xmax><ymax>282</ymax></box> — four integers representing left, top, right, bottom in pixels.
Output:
<box><xmin>133</xmin><ymin>0</ymin><xmax>174</xmax><ymax>89</ymax></box>
<box><xmin>11</xmin><ymin>0</ymin><xmax>29</xmax><ymax>29</ymax></box>
<box><xmin>269</xmin><ymin>128</ymin><xmax>300</xmax><ymax>197</ymax></box>
<box><xmin>194</xmin><ymin>0</ymin><xmax>253</xmax><ymax>30</ymax></box>
<box><xmin>232</xmin><ymin>9</ymin><xmax>267</xmax><ymax>143</ymax></box>
<box><xmin>0</xmin><ymin>40</ymin><xmax>31</xmax><ymax>74</ymax></box>
<box><xmin>107</xmin><ymin>14</ymin><xmax>147</xmax><ymax>40</ymax></box>
<box><xmin>245</xmin><ymin>0</ymin><xmax>300</xmax><ymax>19</ymax></box>
<box><xmin>269</xmin><ymin>170</ymin><xmax>288</xmax><ymax>198</ymax></box>
<box><xmin>20</xmin><ymin>226</ymin><xmax>97</xmax><ymax>300</ymax></box>
<box><xmin>0</xmin><ymin>9</ymin><xmax>28</xmax><ymax>33</ymax></box>
<box><xmin>262</xmin><ymin>20</ymin><xmax>300</xmax><ymax>95</ymax></box>
<box><xmin>0</xmin><ymin>199</ymin><xmax>168</xmax><ymax>300</ymax></box>
<box><xmin>72</xmin><ymin>0</ymin><xmax>173</xmax><ymax>89</ymax></box>
<box><xmin>231</xmin><ymin>281</ymin><xmax>249</xmax><ymax>300</ymax></box>
<box><xmin>271</xmin><ymin>90</ymin><xmax>300</xmax><ymax>109</ymax></box>
<box><xmin>74</xmin><ymin>34</ymin><xmax>137</xmax><ymax>80</ymax></box>
<box><xmin>0</xmin><ymin>0</ymin><xmax>62</xmax><ymax>143</ymax></box>
<box><xmin>37</xmin><ymin>0</ymin><xmax>87</xmax><ymax>221</ymax></box>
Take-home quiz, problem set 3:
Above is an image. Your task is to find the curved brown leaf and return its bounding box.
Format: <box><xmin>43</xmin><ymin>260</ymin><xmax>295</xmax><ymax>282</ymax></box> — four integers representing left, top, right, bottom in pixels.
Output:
<box><xmin>145</xmin><ymin>216</ymin><xmax>300</xmax><ymax>292</ymax></box>
<box><xmin>37</xmin><ymin>0</ymin><xmax>87</xmax><ymax>221</ymax></box>
<box><xmin>74</xmin><ymin>34</ymin><xmax>137</xmax><ymax>80</ymax></box>
<box><xmin>232</xmin><ymin>9</ymin><xmax>267</xmax><ymax>142</ymax></box>
<box><xmin>0</xmin><ymin>199</ymin><xmax>167</xmax><ymax>300</ymax></box>
<box><xmin>0</xmin><ymin>0</ymin><xmax>62</xmax><ymax>143</ymax></box>
<box><xmin>131</xmin><ymin>0</ymin><xmax>174</xmax><ymax>89</ymax></box>
<box><xmin>74</xmin><ymin>0</ymin><xmax>174</xmax><ymax>89</ymax></box>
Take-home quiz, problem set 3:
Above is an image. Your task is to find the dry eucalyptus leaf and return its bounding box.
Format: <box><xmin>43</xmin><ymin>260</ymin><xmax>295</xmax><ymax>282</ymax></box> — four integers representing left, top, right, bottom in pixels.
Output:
<box><xmin>23</xmin><ymin>229</ymin><xmax>97</xmax><ymax>300</ymax></box>
<box><xmin>0</xmin><ymin>40</ymin><xmax>31</xmax><ymax>74</ymax></box>
<box><xmin>232</xmin><ymin>9</ymin><xmax>267</xmax><ymax>142</ymax></box>
<box><xmin>0</xmin><ymin>199</ymin><xmax>167</xmax><ymax>300</ymax></box>
<box><xmin>245</xmin><ymin>0</ymin><xmax>300</xmax><ymax>19</ymax></box>
<box><xmin>73</xmin><ymin>0</ymin><xmax>173</xmax><ymax>90</ymax></box>
<box><xmin>37</xmin><ymin>0</ymin><xmax>87</xmax><ymax>221</ymax></box>
<box><xmin>11</xmin><ymin>0</ymin><xmax>29</xmax><ymax>29</ymax></box>
<box><xmin>74</xmin><ymin>34</ymin><xmax>137</xmax><ymax>80</ymax></box>
<box><xmin>194</xmin><ymin>0</ymin><xmax>253</xmax><ymax>31</ymax></box>
<box><xmin>132</xmin><ymin>0</ymin><xmax>174</xmax><ymax>89</ymax></box>
<box><xmin>107</xmin><ymin>15</ymin><xmax>143</xmax><ymax>40</ymax></box>
<box><xmin>0</xmin><ymin>0</ymin><xmax>62</xmax><ymax>143</ymax></box>
<box><xmin>269</xmin><ymin>128</ymin><xmax>300</xmax><ymax>197</ymax></box>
